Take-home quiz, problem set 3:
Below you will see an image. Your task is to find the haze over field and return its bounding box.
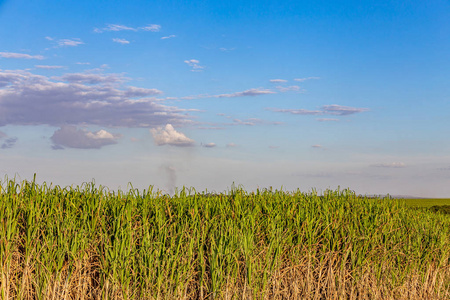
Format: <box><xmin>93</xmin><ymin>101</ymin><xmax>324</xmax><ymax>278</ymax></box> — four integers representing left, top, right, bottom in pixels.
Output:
<box><xmin>0</xmin><ymin>0</ymin><xmax>449</xmax><ymax>197</ymax></box>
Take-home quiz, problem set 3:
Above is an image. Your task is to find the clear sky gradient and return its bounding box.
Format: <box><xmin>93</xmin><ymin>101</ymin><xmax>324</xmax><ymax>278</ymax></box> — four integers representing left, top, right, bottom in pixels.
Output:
<box><xmin>0</xmin><ymin>0</ymin><xmax>449</xmax><ymax>196</ymax></box>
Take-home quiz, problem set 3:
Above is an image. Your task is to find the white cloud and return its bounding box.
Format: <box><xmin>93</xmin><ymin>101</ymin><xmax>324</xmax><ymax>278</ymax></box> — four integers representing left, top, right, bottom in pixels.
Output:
<box><xmin>140</xmin><ymin>24</ymin><xmax>161</xmax><ymax>32</ymax></box>
<box><xmin>370</xmin><ymin>162</ymin><xmax>406</xmax><ymax>168</ymax></box>
<box><xmin>226</xmin><ymin>142</ymin><xmax>237</xmax><ymax>147</ymax></box>
<box><xmin>267</xmin><ymin>108</ymin><xmax>322</xmax><ymax>115</ymax></box>
<box><xmin>51</xmin><ymin>126</ymin><xmax>120</xmax><ymax>149</ymax></box>
<box><xmin>53</xmin><ymin>73</ymin><xmax>127</xmax><ymax>85</ymax></box>
<box><xmin>112</xmin><ymin>38</ymin><xmax>130</xmax><ymax>44</ymax></box>
<box><xmin>95</xmin><ymin>24</ymin><xmax>137</xmax><ymax>32</ymax></box>
<box><xmin>267</xmin><ymin>105</ymin><xmax>369</xmax><ymax>116</ymax></box>
<box><xmin>321</xmin><ymin>105</ymin><xmax>369</xmax><ymax>115</ymax></box>
<box><xmin>35</xmin><ymin>65</ymin><xmax>64</xmax><ymax>69</ymax></box>
<box><xmin>219</xmin><ymin>47</ymin><xmax>235</xmax><ymax>51</ymax></box>
<box><xmin>294</xmin><ymin>77</ymin><xmax>320</xmax><ymax>82</ymax></box>
<box><xmin>55</xmin><ymin>72</ymin><xmax>129</xmax><ymax>84</ymax></box>
<box><xmin>57</xmin><ymin>38</ymin><xmax>84</xmax><ymax>47</ymax></box>
<box><xmin>0</xmin><ymin>52</ymin><xmax>44</xmax><ymax>60</ymax></box>
<box><xmin>311</xmin><ymin>144</ymin><xmax>323</xmax><ymax>148</ymax></box>
<box><xmin>0</xmin><ymin>69</ymin><xmax>192</xmax><ymax>128</ymax></box>
<box><xmin>94</xmin><ymin>24</ymin><xmax>161</xmax><ymax>33</ymax></box>
<box><xmin>184</xmin><ymin>59</ymin><xmax>204</xmax><ymax>71</ymax></box>
<box><xmin>276</xmin><ymin>85</ymin><xmax>302</xmax><ymax>92</ymax></box>
<box><xmin>161</xmin><ymin>35</ymin><xmax>176</xmax><ymax>40</ymax></box>
<box><xmin>75</xmin><ymin>62</ymin><xmax>90</xmax><ymax>65</ymax></box>
<box><xmin>269</xmin><ymin>79</ymin><xmax>287</xmax><ymax>83</ymax></box>
<box><xmin>45</xmin><ymin>36</ymin><xmax>54</xmax><ymax>41</ymax></box>
<box><xmin>232</xmin><ymin>119</ymin><xmax>254</xmax><ymax>126</ymax></box>
<box><xmin>215</xmin><ymin>88</ymin><xmax>275</xmax><ymax>98</ymax></box>
<box><xmin>173</xmin><ymin>88</ymin><xmax>277</xmax><ymax>101</ymax></box>
<box><xmin>230</xmin><ymin>118</ymin><xmax>282</xmax><ymax>126</ymax></box>
<box><xmin>203</xmin><ymin>142</ymin><xmax>216</xmax><ymax>148</ymax></box>
<box><xmin>150</xmin><ymin>124</ymin><xmax>195</xmax><ymax>147</ymax></box>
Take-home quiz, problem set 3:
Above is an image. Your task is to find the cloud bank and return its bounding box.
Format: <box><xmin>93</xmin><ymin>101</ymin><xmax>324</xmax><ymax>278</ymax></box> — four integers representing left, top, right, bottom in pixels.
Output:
<box><xmin>0</xmin><ymin>69</ymin><xmax>193</xmax><ymax>128</ymax></box>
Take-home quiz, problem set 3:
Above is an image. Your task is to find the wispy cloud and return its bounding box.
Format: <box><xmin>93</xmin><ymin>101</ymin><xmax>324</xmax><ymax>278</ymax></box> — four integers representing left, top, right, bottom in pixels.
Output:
<box><xmin>219</xmin><ymin>47</ymin><xmax>236</xmax><ymax>52</ymax></box>
<box><xmin>267</xmin><ymin>108</ymin><xmax>322</xmax><ymax>115</ymax></box>
<box><xmin>322</xmin><ymin>105</ymin><xmax>369</xmax><ymax>115</ymax></box>
<box><xmin>95</xmin><ymin>24</ymin><xmax>136</xmax><ymax>32</ymax></box>
<box><xmin>267</xmin><ymin>105</ymin><xmax>369</xmax><ymax>116</ymax></box>
<box><xmin>51</xmin><ymin>126</ymin><xmax>120</xmax><ymax>149</ymax></box>
<box><xmin>0</xmin><ymin>52</ymin><xmax>44</xmax><ymax>60</ymax></box>
<box><xmin>370</xmin><ymin>162</ymin><xmax>406</xmax><ymax>168</ymax></box>
<box><xmin>184</xmin><ymin>59</ymin><xmax>204</xmax><ymax>71</ymax></box>
<box><xmin>311</xmin><ymin>144</ymin><xmax>323</xmax><ymax>149</ymax></box>
<box><xmin>75</xmin><ymin>62</ymin><xmax>90</xmax><ymax>65</ymax></box>
<box><xmin>226</xmin><ymin>142</ymin><xmax>237</xmax><ymax>147</ymax></box>
<box><xmin>161</xmin><ymin>35</ymin><xmax>176</xmax><ymax>40</ymax></box>
<box><xmin>57</xmin><ymin>38</ymin><xmax>84</xmax><ymax>47</ymax></box>
<box><xmin>35</xmin><ymin>65</ymin><xmax>64</xmax><ymax>69</ymax></box>
<box><xmin>112</xmin><ymin>38</ymin><xmax>130</xmax><ymax>44</ymax></box>
<box><xmin>294</xmin><ymin>76</ymin><xmax>320</xmax><ymax>82</ymax></box>
<box><xmin>150</xmin><ymin>124</ymin><xmax>195</xmax><ymax>147</ymax></box>
<box><xmin>269</xmin><ymin>79</ymin><xmax>287</xmax><ymax>83</ymax></box>
<box><xmin>0</xmin><ymin>69</ymin><xmax>192</xmax><ymax>128</ymax></box>
<box><xmin>294</xmin><ymin>171</ymin><xmax>333</xmax><ymax>178</ymax></box>
<box><xmin>276</xmin><ymin>85</ymin><xmax>302</xmax><ymax>92</ymax></box>
<box><xmin>0</xmin><ymin>130</ymin><xmax>16</xmax><ymax>150</ymax></box>
<box><xmin>54</xmin><ymin>71</ymin><xmax>129</xmax><ymax>84</ymax></box>
<box><xmin>317</xmin><ymin>118</ymin><xmax>340</xmax><ymax>122</ymax></box>
<box><xmin>202</xmin><ymin>142</ymin><xmax>216</xmax><ymax>148</ymax></box>
<box><xmin>175</xmin><ymin>87</ymin><xmax>277</xmax><ymax>100</ymax></box>
<box><xmin>231</xmin><ymin>118</ymin><xmax>282</xmax><ymax>126</ymax></box>
<box><xmin>438</xmin><ymin>166</ymin><xmax>450</xmax><ymax>171</ymax></box>
<box><xmin>140</xmin><ymin>24</ymin><xmax>161</xmax><ymax>32</ymax></box>
<box><xmin>34</xmin><ymin>65</ymin><xmax>64</xmax><ymax>70</ymax></box>
<box><xmin>215</xmin><ymin>88</ymin><xmax>275</xmax><ymax>98</ymax></box>
<box><xmin>1</xmin><ymin>137</ymin><xmax>18</xmax><ymax>149</ymax></box>
<box><xmin>94</xmin><ymin>24</ymin><xmax>161</xmax><ymax>33</ymax></box>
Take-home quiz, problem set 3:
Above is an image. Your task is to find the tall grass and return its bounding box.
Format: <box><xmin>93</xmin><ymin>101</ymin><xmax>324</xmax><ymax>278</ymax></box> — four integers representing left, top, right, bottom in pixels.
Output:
<box><xmin>0</xmin><ymin>178</ymin><xmax>449</xmax><ymax>299</ymax></box>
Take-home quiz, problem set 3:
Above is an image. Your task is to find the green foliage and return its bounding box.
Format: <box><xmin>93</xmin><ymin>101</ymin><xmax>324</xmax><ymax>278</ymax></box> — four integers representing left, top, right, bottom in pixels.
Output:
<box><xmin>0</xmin><ymin>178</ymin><xmax>449</xmax><ymax>299</ymax></box>
<box><xmin>429</xmin><ymin>205</ymin><xmax>450</xmax><ymax>215</ymax></box>
<box><xmin>400</xmin><ymin>198</ymin><xmax>450</xmax><ymax>208</ymax></box>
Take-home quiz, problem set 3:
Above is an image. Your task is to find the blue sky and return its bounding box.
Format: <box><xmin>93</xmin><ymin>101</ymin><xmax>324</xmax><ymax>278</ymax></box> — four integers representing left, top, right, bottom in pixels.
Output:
<box><xmin>0</xmin><ymin>0</ymin><xmax>449</xmax><ymax>196</ymax></box>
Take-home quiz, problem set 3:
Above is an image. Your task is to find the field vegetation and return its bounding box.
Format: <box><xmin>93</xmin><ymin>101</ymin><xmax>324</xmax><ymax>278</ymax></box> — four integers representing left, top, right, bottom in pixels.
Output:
<box><xmin>0</xmin><ymin>178</ymin><xmax>449</xmax><ymax>299</ymax></box>
<box><xmin>401</xmin><ymin>198</ymin><xmax>450</xmax><ymax>208</ymax></box>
